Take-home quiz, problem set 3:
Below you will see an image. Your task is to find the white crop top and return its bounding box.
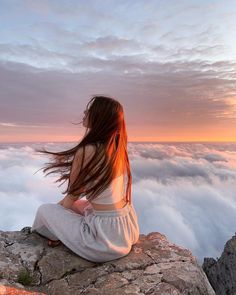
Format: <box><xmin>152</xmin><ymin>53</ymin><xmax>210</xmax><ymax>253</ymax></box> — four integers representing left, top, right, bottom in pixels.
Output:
<box><xmin>87</xmin><ymin>173</ymin><xmax>127</xmax><ymax>204</ymax></box>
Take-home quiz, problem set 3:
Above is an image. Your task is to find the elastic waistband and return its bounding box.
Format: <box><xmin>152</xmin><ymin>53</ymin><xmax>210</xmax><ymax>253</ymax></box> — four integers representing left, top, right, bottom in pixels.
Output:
<box><xmin>85</xmin><ymin>202</ymin><xmax>132</xmax><ymax>217</ymax></box>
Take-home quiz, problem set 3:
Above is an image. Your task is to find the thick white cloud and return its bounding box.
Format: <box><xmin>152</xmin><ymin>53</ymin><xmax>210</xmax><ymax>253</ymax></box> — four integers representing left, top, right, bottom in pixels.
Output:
<box><xmin>1</xmin><ymin>141</ymin><xmax>236</xmax><ymax>266</ymax></box>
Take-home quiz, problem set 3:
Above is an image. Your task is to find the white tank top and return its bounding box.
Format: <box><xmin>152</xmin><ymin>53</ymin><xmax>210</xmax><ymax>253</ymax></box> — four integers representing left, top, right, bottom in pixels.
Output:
<box><xmin>88</xmin><ymin>173</ymin><xmax>127</xmax><ymax>204</ymax></box>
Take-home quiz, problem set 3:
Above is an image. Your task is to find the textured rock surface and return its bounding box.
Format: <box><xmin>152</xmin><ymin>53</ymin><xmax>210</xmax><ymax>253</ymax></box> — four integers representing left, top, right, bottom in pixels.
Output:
<box><xmin>202</xmin><ymin>233</ymin><xmax>236</xmax><ymax>295</ymax></box>
<box><xmin>0</xmin><ymin>228</ymin><xmax>215</xmax><ymax>295</ymax></box>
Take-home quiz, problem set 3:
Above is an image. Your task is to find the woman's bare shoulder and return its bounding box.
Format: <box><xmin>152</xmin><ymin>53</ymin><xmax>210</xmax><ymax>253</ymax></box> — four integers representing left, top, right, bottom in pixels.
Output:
<box><xmin>74</xmin><ymin>144</ymin><xmax>99</xmax><ymax>162</ymax></box>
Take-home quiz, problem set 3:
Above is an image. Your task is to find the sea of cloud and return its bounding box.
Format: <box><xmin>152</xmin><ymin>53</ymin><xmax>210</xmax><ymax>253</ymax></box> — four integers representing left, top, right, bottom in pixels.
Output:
<box><xmin>0</xmin><ymin>141</ymin><xmax>236</xmax><ymax>265</ymax></box>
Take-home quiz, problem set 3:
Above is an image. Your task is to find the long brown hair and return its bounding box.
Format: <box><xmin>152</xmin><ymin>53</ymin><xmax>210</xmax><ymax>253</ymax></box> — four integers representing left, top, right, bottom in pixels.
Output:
<box><xmin>34</xmin><ymin>95</ymin><xmax>132</xmax><ymax>204</ymax></box>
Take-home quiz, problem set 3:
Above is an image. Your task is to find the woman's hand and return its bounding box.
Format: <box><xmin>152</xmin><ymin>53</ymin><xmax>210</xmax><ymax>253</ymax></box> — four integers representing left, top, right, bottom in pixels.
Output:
<box><xmin>57</xmin><ymin>195</ymin><xmax>89</xmax><ymax>216</ymax></box>
<box><xmin>57</xmin><ymin>199</ymin><xmax>64</xmax><ymax>206</ymax></box>
<box><xmin>57</xmin><ymin>194</ymin><xmax>78</xmax><ymax>210</ymax></box>
<box><xmin>71</xmin><ymin>199</ymin><xmax>90</xmax><ymax>215</ymax></box>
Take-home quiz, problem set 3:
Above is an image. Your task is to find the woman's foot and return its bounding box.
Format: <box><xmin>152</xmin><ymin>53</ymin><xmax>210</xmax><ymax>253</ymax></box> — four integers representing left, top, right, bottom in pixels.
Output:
<box><xmin>48</xmin><ymin>239</ymin><xmax>61</xmax><ymax>247</ymax></box>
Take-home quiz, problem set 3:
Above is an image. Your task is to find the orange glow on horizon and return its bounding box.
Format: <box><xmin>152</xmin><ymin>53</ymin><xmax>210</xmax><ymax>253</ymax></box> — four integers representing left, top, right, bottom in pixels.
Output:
<box><xmin>0</xmin><ymin>134</ymin><xmax>236</xmax><ymax>143</ymax></box>
<box><xmin>0</xmin><ymin>124</ymin><xmax>236</xmax><ymax>143</ymax></box>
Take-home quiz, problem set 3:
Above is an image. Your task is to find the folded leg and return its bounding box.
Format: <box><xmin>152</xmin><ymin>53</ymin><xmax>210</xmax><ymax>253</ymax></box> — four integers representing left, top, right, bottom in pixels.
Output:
<box><xmin>33</xmin><ymin>224</ymin><xmax>58</xmax><ymax>240</ymax></box>
<box><xmin>31</xmin><ymin>203</ymin><xmax>85</xmax><ymax>245</ymax></box>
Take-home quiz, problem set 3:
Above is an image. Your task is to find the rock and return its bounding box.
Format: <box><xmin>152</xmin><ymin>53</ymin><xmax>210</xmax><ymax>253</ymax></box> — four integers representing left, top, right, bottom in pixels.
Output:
<box><xmin>202</xmin><ymin>233</ymin><xmax>236</xmax><ymax>295</ymax></box>
<box><xmin>0</xmin><ymin>228</ymin><xmax>215</xmax><ymax>294</ymax></box>
<box><xmin>0</xmin><ymin>282</ymin><xmax>45</xmax><ymax>294</ymax></box>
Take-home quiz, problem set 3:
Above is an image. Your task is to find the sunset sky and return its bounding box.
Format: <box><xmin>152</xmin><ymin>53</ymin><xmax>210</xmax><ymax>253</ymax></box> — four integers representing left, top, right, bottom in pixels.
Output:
<box><xmin>0</xmin><ymin>0</ymin><xmax>236</xmax><ymax>143</ymax></box>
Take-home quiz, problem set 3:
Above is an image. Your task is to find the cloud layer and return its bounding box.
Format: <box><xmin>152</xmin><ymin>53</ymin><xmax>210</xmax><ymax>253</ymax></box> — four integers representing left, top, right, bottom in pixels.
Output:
<box><xmin>1</xmin><ymin>141</ymin><xmax>236</xmax><ymax>265</ymax></box>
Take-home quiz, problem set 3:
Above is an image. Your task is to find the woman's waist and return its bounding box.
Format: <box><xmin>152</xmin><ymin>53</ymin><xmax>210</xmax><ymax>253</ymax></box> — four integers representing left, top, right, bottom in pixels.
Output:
<box><xmin>90</xmin><ymin>198</ymin><xmax>128</xmax><ymax>211</ymax></box>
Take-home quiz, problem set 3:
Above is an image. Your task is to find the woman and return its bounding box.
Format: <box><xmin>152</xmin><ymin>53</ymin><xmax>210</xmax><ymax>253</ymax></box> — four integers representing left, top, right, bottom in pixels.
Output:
<box><xmin>31</xmin><ymin>95</ymin><xmax>140</xmax><ymax>263</ymax></box>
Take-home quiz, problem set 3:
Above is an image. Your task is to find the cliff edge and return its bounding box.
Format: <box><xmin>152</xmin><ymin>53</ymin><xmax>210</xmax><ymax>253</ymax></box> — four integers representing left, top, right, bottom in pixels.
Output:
<box><xmin>0</xmin><ymin>228</ymin><xmax>215</xmax><ymax>294</ymax></box>
<box><xmin>203</xmin><ymin>233</ymin><xmax>236</xmax><ymax>295</ymax></box>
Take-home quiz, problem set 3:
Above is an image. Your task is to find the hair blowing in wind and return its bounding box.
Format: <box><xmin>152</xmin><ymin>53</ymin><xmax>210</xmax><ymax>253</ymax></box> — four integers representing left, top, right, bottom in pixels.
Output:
<box><xmin>33</xmin><ymin>95</ymin><xmax>132</xmax><ymax>204</ymax></box>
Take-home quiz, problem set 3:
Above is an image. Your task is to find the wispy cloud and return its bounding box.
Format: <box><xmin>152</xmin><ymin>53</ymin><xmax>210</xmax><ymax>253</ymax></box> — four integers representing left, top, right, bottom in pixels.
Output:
<box><xmin>0</xmin><ymin>122</ymin><xmax>50</xmax><ymax>128</ymax></box>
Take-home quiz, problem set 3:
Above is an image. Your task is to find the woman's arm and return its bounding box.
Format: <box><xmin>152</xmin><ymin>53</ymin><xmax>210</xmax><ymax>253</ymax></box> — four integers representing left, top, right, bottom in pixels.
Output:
<box><xmin>57</xmin><ymin>148</ymin><xmax>83</xmax><ymax>208</ymax></box>
<box><xmin>57</xmin><ymin>145</ymin><xmax>95</xmax><ymax>209</ymax></box>
<box><xmin>57</xmin><ymin>194</ymin><xmax>78</xmax><ymax>209</ymax></box>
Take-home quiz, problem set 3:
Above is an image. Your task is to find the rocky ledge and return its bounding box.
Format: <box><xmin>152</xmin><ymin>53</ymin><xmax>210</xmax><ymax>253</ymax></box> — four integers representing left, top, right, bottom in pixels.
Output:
<box><xmin>0</xmin><ymin>228</ymin><xmax>215</xmax><ymax>295</ymax></box>
<box><xmin>203</xmin><ymin>233</ymin><xmax>236</xmax><ymax>295</ymax></box>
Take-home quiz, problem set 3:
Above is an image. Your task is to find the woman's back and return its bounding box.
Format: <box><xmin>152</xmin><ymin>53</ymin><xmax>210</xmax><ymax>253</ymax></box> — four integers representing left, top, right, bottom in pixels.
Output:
<box><xmin>79</xmin><ymin>143</ymin><xmax>127</xmax><ymax>205</ymax></box>
<box><xmin>87</xmin><ymin>173</ymin><xmax>127</xmax><ymax>205</ymax></box>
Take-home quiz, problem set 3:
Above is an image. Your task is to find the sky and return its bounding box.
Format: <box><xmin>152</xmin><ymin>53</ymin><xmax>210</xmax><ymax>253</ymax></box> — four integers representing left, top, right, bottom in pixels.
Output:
<box><xmin>0</xmin><ymin>0</ymin><xmax>236</xmax><ymax>142</ymax></box>
<box><xmin>1</xmin><ymin>141</ymin><xmax>236</xmax><ymax>266</ymax></box>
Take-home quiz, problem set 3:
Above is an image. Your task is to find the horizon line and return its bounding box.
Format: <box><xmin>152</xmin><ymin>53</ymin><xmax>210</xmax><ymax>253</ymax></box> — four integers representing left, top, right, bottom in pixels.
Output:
<box><xmin>0</xmin><ymin>140</ymin><xmax>236</xmax><ymax>144</ymax></box>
